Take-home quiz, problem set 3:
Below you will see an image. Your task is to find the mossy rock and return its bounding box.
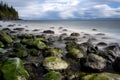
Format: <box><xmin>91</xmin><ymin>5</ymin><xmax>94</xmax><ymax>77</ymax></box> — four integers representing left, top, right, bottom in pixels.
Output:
<box><xmin>13</xmin><ymin>49</ymin><xmax>28</xmax><ymax>58</ymax></box>
<box><xmin>21</xmin><ymin>38</ymin><xmax>47</xmax><ymax>49</ymax></box>
<box><xmin>44</xmin><ymin>47</ymin><xmax>63</xmax><ymax>57</ymax></box>
<box><xmin>29</xmin><ymin>38</ymin><xmax>47</xmax><ymax>49</ymax></box>
<box><xmin>67</xmin><ymin>48</ymin><xmax>84</xmax><ymax>59</ymax></box>
<box><xmin>0</xmin><ymin>30</ymin><xmax>13</xmax><ymax>43</ymax></box>
<box><xmin>43</xmin><ymin>56</ymin><xmax>68</xmax><ymax>70</ymax></box>
<box><xmin>18</xmin><ymin>34</ymin><xmax>33</xmax><ymax>39</ymax></box>
<box><xmin>1</xmin><ymin>58</ymin><xmax>29</xmax><ymax>80</ymax></box>
<box><xmin>81</xmin><ymin>72</ymin><xmax>120</xmax><ymax>80</ymax></box>
<box><xmin>29</xmin><ymin>48</ymin><xmax>41</xmax><ymax>56</ymax></box>
<box><xmin>65</xmin><ymin>42</ymin><xmax>79</xmax><ymax>51</ymax></box>
<box><xmin>0</xmin><ymin>41</ymin><xmax>4</xmax><ymax>47</ymax></box>
<box><xmin>21</xmin><ymin>38</ymin><xmax>28</xmax><ymax>44</ymax></box>
<box><xmin>45</xmin><ymin>71</ymin><xmax>62</xmax><ymax>80</ymax></box>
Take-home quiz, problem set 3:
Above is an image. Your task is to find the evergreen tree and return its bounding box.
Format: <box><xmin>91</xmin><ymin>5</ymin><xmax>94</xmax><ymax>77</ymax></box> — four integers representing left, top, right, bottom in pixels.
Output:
<box><xmin>0</xmin><ymin>1</ymin><xmax>19</xmax><ymax>20</ymax></box>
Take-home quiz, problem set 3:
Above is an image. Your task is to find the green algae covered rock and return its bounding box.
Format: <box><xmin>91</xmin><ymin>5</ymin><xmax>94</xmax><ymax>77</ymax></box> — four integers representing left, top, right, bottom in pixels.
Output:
<box><xmin>13</xmin><ymin>49</ymin><xmax>28</xmax><ymax>58</ymax></box>
<box><xmin>29</xmin><ymin>48</ymin><xmax>41</xmax><ymax>56</ymax></box>
<box><xmin>45</xmin><ymin>71</ymin><xmax>62</xmax><ymax>80</ymax></box>
<box><xmin>67</xmin><ymin>48</ymin><xmax>84</xmax><ymax>59</ymax></box>
<box><xmin>1</xmin><ymin>58</ymin><xmax>29</xmax><ymax>80</ymax></box>
<box><xmin>0</xmin><ymin>30</ymin><xmax>13</xmax><ymax>43</ymax></box>
<box><xmin>81</xmin><ymin>72</ymin><xmax>120</xmax><ymax>80</ymax></box>
<box><xmin>44</xmin><ymin>47</ymin><xmax>63</xmax><ymax>57</ymax></box>
<box><xmin>0</xmin><ymin>41</ymin><xmax>4</xmax><ymax>47</ymax></box>
<box><xmin>21</xmin><ymin>38</ymin><xmax>47</xmax><ymax>49</ymax></box>
<box><xmin>43</xmin><ymin>56</ymin><xmax>68</xmax><ymax>70</ymax></box>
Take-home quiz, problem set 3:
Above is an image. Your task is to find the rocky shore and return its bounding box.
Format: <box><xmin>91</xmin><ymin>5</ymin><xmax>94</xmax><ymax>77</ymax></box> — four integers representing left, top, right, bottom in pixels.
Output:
<box><xmin>0</xmin><ymin>23</ymin><xmax>120</xmax><ymax>80</ymax></box>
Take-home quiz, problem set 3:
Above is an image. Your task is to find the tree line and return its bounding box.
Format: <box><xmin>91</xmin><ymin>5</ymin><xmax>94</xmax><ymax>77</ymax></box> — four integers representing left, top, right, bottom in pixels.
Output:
<box><xmin>0</xmin><ymin>1</ymin><xmax>19</xmax><ymax>20</ymax></box>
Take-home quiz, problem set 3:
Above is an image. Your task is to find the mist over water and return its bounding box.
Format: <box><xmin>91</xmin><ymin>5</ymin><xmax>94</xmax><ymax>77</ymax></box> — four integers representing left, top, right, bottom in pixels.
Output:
<box><xmin>1</xmin><ymin>20</ymin><xmax>120</xmax><ymax>44</ymax></box>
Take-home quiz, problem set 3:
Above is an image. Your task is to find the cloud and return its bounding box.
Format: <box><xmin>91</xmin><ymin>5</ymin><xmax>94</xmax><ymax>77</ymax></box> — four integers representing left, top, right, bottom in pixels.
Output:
<box><xmin>2</xmin><ymin>0</ymin><xmax>120</xmax><ymax>19</ymax></box>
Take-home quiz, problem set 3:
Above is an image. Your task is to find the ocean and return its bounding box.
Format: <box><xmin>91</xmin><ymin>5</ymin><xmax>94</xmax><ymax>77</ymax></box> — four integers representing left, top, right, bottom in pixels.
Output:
<box><xmin>0</xmin><ymin>20</ymin><xmax>120</xmax><ymax>44</ymax></box>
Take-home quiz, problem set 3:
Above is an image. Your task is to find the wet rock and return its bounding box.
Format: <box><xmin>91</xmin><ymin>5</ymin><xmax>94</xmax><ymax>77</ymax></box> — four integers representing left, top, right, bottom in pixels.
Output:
<box><xmin>2</xmin><ymin>28</ymin><xmax>11</xmax><ymax>32</ymax></box>
<box><xmin>59</xmin><ymin>33</ymin><xmax>68</xmax><ymax>41</ymax></box>
<box><xmin>59</xmin><ymin>27</ymin><xmax>63</xmax><ymax>29</ymax></box>
<box><xmin>29</xmin><ymin>48</ymin><xmax>41</xmax><ymax>56</ymax></box>
<box><xmin>45</xmin><ymin>71</ymin><xmax>62</xmax><ymax>80</ymax></box>
<box><xmin>80</xmin><ymin>42</ymin><xmax>98</xmax><ymax>54</ymax></box>
<box><xmin>99</xmin><ymin>50</ymin><xmax>117</xmax><ymax>64</ymax></box>
<box><xmin>50</xmin><ymin>27</ymin><xmax>54</xmax><ymax>29</ymax></box>
<box><xmin>18</xmin><ymin>34</ymin><xmax>34</xmax><ymax>39</ymax></box>
<box><xmin>43</xmin><ymin>30</ymin><xmax>55</xmax><ymax>34</ymax></box>
<box><xmin>0</xmin><ymin>48</ymin><xmax>7</xmax><ymax>58</ymax></box>
<box><xmin>113</xmin><ymin>57</ymin><xmax>120</xmax><ymax>73</ymax></box>
<box><xmin>32</xmin><ymin>29</ymin><xmax>39</xmax><ymax>31</ymax></box>
<box><xmin>64</xmin><ymin>37</ymin><xmax>78</xmax><ymax>42</ymax></box>
<box><xmin>7</xmin><ymin>24</ymin><xmax>15</xmax><ymax>27</ymax></box>
<box><xmin>1</xmin><ymin>58</ymin><xmax>29</xmax><ymax>80</ymax></box>
<box><xmin>10</xmin><ymin>31</ymin><xmax>17</xmax><ymax>34</ymax></box>
<box><xmin>21</xmin><ymin>38</ymin><xmax>47</xmax><ymax>49</ymax></box>
<box><xmin>81</xmin><ymin>53</ymin><xmax>106</xmax><ymax>72</ymax></box>
<box><xmin>65</xmin><ymin>42</ymin><xmax>79</xmax><ymax>51</ymax></box>
<box><xmin>81</xmin><ymin>72</ymin><xmax>120</xmax><ymax>80</ymax></box>
<box><xmin>97</xmin><ymin>42</ymin><xmax>107</xmax><ymax>46</ymax></box>
<box><xmin>13</xmin><ymin>28</ymin><xmax>24</xmax><ymax>31</ymax></box>
<box><xmin>0</xmin><ymin>41</ymin><xmax>4</xmax><ymax>47</ymax></box>
<box><xmin>0</xmin><ymin>30</ymin><xmax>13</xmax><ymax>43</ymax></box>
<box><xmin>48</xmin><ymin>36</ymin><xmax>59</xmax><ymax>43</ymax></box>
<box><xmin>62</xmin><ymin>29</ymin><xmax>67</xmax><ymax>31</ymax></box>
<box><xmin>66</xmin><ymin>48</ymin><xmax>84</xmax><ymax>60</ymax></box>
<box><xmin>11</xmin><ymin>49</ymin><xmax>28</xmax><ymax>58</ymax></box>
<box><xmin>43</xmin><ymin>56</ymin><xmax>68</xmax><ymax>70</ymax></box>
<box><xmin>70</xmin><ymin>32</ymin><xmax>80</xmax><ymax>37</ymax></box>
<box><xmin>13</xmin><ymin>42</ymin><xmax>24</xmax><ymax>49</ymax></box>
<box><xmin>43</xmin><ymin>47</ymin><xmax>63</xmax><ymax>58</ymax></box>
<box><xmin>92</xmin><ymin>28</ymin><xmax>97</xmax><ymax>31</ymax></box>
<box><xmin>101</xmin><ymin>43</ymin><xmax>120</xmax><ymax>62</ymax></box>
<box><xmin>96</xmin><ymin>33</ymin><xmax>105</xmax><ymax>35</ymax></box>
<box><xmin>0</xmin><ymin>25</ymin><xmax>2</xmax><ymax>27</ymax></box>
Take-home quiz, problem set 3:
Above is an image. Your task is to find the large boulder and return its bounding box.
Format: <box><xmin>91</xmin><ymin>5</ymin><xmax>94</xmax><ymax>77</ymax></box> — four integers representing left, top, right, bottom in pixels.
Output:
<box><xmin>81</xmin><ymin>53</ymin><xmax>106</xmax><ymax>72</ymax></box>
<box><xmin>43</xmin><ymin>56</ymin><xmax>68</xmax><ymax>70</ymax></box>
<box><xmin>0</xmin><ymin>30</ymin><xmax>13</xmax><ymax>43</ymax></box>
<box><xmin>1</xmin><ymin>58</ymin><xmax>29</xmax><ymax>80</ymax></box>
<box><xmin>45</xmin><ymin>71</ymin><xmax>62</xmax><ymax>80</ymax></box>
<box><xmin>81</xmin><ymin>72</ymin><xmax>120</xmax><ymax>80</ymax></box>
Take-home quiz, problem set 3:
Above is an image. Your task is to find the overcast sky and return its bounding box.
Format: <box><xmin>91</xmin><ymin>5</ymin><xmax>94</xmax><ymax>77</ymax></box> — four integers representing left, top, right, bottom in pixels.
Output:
<box><xmin>2</xmin><ymin>0</ymin><xmax>120</xmax><ymax>20</ymax></box>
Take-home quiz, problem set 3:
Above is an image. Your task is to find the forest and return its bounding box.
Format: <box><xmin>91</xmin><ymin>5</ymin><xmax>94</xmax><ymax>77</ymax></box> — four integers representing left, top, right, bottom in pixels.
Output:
<box><xmin>0</xmin><ymin>1</ymin><xmax>19</xmax><ymax>20</ymax></box>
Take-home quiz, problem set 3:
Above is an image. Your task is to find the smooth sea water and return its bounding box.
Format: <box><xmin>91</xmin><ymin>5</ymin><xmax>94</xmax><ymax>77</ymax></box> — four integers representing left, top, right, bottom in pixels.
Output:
<box><xmin>0</xmin><ymin>20</ymin><xmax>120</xmax><ymax>44</ymax></box>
